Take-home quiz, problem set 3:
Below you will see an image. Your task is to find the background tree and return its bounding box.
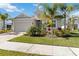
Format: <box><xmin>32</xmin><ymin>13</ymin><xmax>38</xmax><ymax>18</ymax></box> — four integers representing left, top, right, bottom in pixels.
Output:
<box><xmin>59</xmin><ymin>4</ymin><xmax>74</xmax><ymax>30</ymax></box>
<box><xmin>0</xmin><ymin>13</ymin><xmax>9</xmax><ymax>30</ymax></box>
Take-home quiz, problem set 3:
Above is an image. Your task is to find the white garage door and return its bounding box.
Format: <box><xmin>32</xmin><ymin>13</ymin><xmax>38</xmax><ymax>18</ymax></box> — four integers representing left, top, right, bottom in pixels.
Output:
<box><xmin>14</xmin><ymin>21</ymin><xmax>32</xmax><ymax>32</ymax></box>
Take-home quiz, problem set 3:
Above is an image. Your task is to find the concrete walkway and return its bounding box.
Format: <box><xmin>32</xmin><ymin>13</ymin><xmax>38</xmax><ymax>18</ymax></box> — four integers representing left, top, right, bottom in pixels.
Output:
<box><xmin>0</xmin><ymin>42</ymin><xmax>53</xmax><ymax>55</ymax></box>
<box><xmin>0</xmin><ymin>32</ymin><xmax>24</xmax><ymax>41</ymax></box>
<box><xmin>0</xmin><ymin>41</ymin><xmax>79</xmax><ymax>56</ymax></box>
<box><xmin>0</xmin><ymin>32</ymin><xmax>79</xmax><ymax>56</ymax></box>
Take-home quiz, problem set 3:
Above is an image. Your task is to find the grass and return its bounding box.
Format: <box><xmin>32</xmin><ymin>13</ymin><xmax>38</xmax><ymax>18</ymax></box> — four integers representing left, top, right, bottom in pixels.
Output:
<box><xmin>9</xmin><ymin>36</ymin><xmax>54</xmax><ymax>45</ymax></box>
<box><xmin>0</xmin><ymin>49</ymin><xmax>44</xmax><ymax>56</ymax></box>
<box><xmin>9</xmin><ymin>35</ymin><xmax>79</xmax><ymax>48</ymax></box>
<box><xmin>52</xmin><ymin>37</ymin><xmax>79</xmax><ymax>48</ymax></box>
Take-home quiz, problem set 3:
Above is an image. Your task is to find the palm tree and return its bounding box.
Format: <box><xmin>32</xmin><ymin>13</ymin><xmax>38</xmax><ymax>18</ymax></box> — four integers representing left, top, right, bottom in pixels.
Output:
<box><xmin>37</xmin><ymin>4</ymin><xmax>58</xmax><ymax>27</ymax></box>
<box><xmin>36</xmin><ymin>3</ymin><xmax>76</xmax><ymax>37</ymax></box>
<box><xmin>59</xmin><ymin>4</ymin><xmax>74</xmax><ymax>30</ymax></box>
<box><xmin>35</xmin><ymin>4</ymin><xmax>64</xmax><ymax>37</ymax></box>
<box><xmin>42</xmin><ymin>4</ymin><xmax>57</xmax><ymax>21</ymax></box>
<box><xmin>0</xmin><ymin>13</ymin><xmax>9</xmax><ymax>30</ymax></box>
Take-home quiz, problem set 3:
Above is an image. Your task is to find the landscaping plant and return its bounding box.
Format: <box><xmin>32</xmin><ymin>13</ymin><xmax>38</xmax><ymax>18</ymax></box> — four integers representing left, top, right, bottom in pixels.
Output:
<box><xmin>28</xmin><ymin>25</ymin><xmax>46</xmax><ymax>36</ymax></box>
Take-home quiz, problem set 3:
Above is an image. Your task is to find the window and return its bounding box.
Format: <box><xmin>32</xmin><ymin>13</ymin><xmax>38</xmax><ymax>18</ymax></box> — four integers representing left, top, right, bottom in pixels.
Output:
<box><xmin>7</xmin><ymin>25</ymin><xmax>11</xmax><ymax>30</ymax></box>
<box><xmin>35</xmin><ymin>20</ymin><xmax>42</xmax><ymax>27</ymax></box>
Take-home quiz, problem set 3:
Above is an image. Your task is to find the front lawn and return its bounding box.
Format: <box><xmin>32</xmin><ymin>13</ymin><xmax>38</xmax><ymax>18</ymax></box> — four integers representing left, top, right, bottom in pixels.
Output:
<box><xmin>9</xmin><ymin>36</ymin><xmax>54</xmax><ymax>45</ymax></box>
<box><xmin>0</xmin><ymin>49</ymin><xmax>43</xmax><ymax>56</ymax></box>
<box><xmin>9</xmin><ymin>36</ymin><xmax>79</xmax><ymax>48</ymax></box>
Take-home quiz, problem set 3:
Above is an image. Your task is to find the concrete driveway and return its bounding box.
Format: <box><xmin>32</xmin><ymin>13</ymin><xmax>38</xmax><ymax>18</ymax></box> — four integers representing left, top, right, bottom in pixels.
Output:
<box><xmin>0</xmin><ymin>32</ymin><xmax>24</xmax><ymax>41</ymax></box>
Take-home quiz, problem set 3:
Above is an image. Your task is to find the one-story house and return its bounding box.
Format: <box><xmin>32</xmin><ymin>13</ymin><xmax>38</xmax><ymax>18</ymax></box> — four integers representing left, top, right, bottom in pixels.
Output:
<box><xmin>13</xmin><ymin>13</ymin><xmax>42</xmax><ymax>32</ymax></box>
<box><xmin>54</xmin><ymin>16</ymin><xmax>79</xmax><ymax>30</ymax></box>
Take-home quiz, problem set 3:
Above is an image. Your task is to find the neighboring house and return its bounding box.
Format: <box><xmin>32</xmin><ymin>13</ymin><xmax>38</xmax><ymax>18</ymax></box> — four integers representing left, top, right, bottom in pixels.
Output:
<box><xmin>73</xmin><ymin>17</ymin><xmax>79</xmax><ymax>29</ymax></box>
<box><xmin>5</xmin><ymin>20</ymin><xmax>12</xmax><ymax>30</ymax></box>
<box><xmin>54</xmin><ymin>16</ymin><xmax>79</xmax><ymax>30</ymax></box>
<box><xmin>13</xmin><ymin>13</ymin><xmax>38</xmax><ymax>32</ymax></box>
<box><xmin>0</xmin><ymin>18</ymin><xmax>12</xmax><ymax>30</ymax></box>
<box><xmin>0</xmin><ymin>20</ymin><xmax>3</xmax><ymax>30</ymax></box>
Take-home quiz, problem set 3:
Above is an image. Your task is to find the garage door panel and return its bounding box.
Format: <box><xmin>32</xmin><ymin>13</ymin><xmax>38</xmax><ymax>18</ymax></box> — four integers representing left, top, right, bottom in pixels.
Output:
<box><xmin>14</xmin><ymin>21</ymin><xmax>32</xmax><ymax>32</ymax></box>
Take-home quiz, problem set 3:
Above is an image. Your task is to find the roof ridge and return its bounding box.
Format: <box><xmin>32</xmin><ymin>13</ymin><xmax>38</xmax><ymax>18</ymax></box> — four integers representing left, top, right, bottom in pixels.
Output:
<box><xmin>15</xmin><ymin>13</ymin><xmax>31</xmax><ymax>18</ymax></box>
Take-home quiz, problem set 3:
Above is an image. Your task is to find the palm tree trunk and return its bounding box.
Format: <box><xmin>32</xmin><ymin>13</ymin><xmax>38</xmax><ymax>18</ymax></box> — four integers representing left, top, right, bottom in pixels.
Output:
<box><xmin>52</xmin><ymin>17</ymin><xmax>56</xmax><ymax>37</ymax></box>
<box><xmin>64</xmin><ymin>11</ymin><xmax>66</xmax><ymax>30</ymax></box>
<box><xmin>72</xmin><ymin>18</ymin><xmax>75</xmax><ymax>31</ymax></box>
<box><xmin>64</xmin><ymin>18</ymin><xmax>66</xmax><ymax>30</ymax></box>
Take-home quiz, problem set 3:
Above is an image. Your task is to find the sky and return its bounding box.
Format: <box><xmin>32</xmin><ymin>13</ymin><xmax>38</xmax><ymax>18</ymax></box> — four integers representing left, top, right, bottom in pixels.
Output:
<box><xmin>0</xmin><ymin>3</ymin><xmax>38</xmax><ymax>18</ymax></box>
<box><xmin>1</xmin><ymin>3</ymin><xmax>79</xmax><ymax>25</ymax></box>
<box><xmin>0</xmin><ymin>3</ymin><xmax>79</xmax><ymax>18</ymax></box>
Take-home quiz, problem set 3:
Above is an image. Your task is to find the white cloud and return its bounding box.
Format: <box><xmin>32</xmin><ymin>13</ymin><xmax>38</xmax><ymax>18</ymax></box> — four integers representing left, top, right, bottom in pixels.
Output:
<box><xmin>33</xmin><ymin>3</ymin><xmax>43</xmax><ymax>10</ymax></box>
<box><xmin>38</xmin><ymin>6</ymin><xmax>43</xmax><ymax>9</ymax></box>
<box><xmin>0</xmin><ymin>3</ymin><xmax>22</xmax><ymax>12</ymax></box>
<box><xmin>21</xmin><ymin>8</ymin><xmax>24</xmax><ymax>11</ymax></box>
<box><xmin>33</xmin><ymin>4</ymin><xmax>39</xmax><ymax>7</ymax></box>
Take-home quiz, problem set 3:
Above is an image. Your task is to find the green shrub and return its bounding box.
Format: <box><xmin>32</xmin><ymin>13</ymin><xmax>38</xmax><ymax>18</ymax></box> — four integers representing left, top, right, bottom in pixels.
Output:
<box><xmin>61</xmin><ymin>29</ymin><xmax>70</xmax><ymax>34</ymax></box>
<box><xmin>40</xmin><ymin>28</ymin><xmax>47</xmax><ymax>36</ymax></box>
<box><xmin>53</xmin><ymin>28</ymin><xmax>71</xmax><ymax>37</ymax></box>
<box><xmin>53</xmin><ymin>29</ymin><xmax>63</xmax><ymax>37</ymax></box>
<box><xmin>28</xmin><ymin>26</ymin><xmax>46</xmax><ymax>36</ymax></box>
<box><xmin>0</xmin><ymin>30</ymin><xmax>11</xmax><ymax>34</ymax></box>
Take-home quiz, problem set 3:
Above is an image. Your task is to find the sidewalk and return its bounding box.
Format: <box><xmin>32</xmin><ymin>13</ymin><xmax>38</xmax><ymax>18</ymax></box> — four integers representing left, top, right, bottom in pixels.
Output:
<box><xmin>0</xmin><ymin>42</ymin><xmax>53</xmax><ymax>55</ymax></box>
<box><xmin>0</xmin><ymin>41</ymin><xmax>79</xmax><ymax>56</ymax></box>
